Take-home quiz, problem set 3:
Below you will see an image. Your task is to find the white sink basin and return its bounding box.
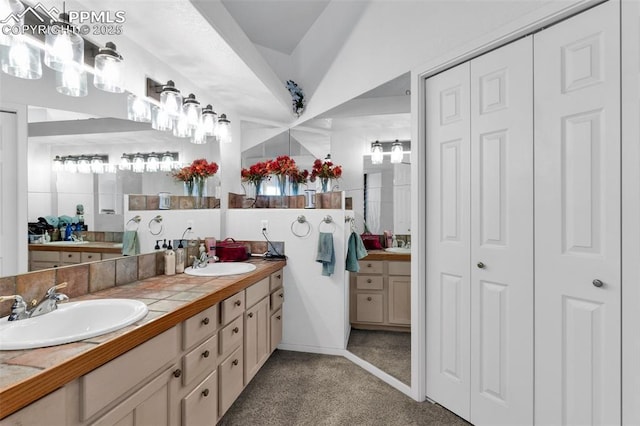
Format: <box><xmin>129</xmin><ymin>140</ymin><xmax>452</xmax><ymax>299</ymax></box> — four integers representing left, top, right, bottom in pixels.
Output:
<box><xmin>45</xmin><ymin>241</ymin><xmax>90</xmax><ymax>245</ymax></box>
<box><xmin>0</xmin><ymin>299</ymin><xmax>148</xmax><ymax>350</ymax></box>
<box><xmin>384</xmin><ymin>247</ymin><xmax>411</xmax><ymax>254</ymax></box>
<box><xmin>185</xmin><ymin>262</ymin><xmax>257</xmax><ymax>277</ymax></box>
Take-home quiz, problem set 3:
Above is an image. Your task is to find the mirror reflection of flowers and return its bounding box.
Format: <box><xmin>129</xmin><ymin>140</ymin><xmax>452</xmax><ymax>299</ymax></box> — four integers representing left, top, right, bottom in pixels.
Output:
<box><xmin>241</xmin><ymin>161</ymin><xmax>270</xmax><ymax>184</ymax></box>
<box><xmin>310</xmin><ymin>159</ymin><xmax>342</xmax><ymax>193</ymax></box>
<box><xmin>285</xmin><ymin>80</ymin><xmax>305</xmax><ymax>117</ymax></box>
<box><xmin>189</xmin><ymin>158</ymin><xmax>219</xmax><ymax>179</ymax></box>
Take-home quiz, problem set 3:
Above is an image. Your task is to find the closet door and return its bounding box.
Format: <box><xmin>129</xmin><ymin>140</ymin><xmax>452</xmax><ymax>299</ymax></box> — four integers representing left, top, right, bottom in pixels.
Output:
<box><xmin>426</xmin><ymin>62</ymin><xmax>471</xmax><ymax>421</ymax></box>
<box><xmin>534</xmin><ymin>2</ymin><xmax>621</xmax><ymax>425</ymax></box>
<box><xmin>470</xmin><ymin>36</ymin><xmax>533</xmax><ymax>425</ymax></box>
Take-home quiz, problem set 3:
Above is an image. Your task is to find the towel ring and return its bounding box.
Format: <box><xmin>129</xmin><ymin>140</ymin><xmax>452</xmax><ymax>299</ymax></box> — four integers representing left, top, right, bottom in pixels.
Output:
<box><xmin>291</xmin><ymin>215</ymin><xmax>312</xmax><ymax>238</ymax></box>
<box><xmin>148</xmin><ymin>215</ymin><xmax>163</xmax><ymax>236</ymax></box>
<box><xmin>126</xmin><ymin>215</ymin><xmax>141</xmax><ymax>231</ymax></box>
<box><xmin>318</xmin><ymin>215</ymin><xmax>336</xmax><ymax>234</ymax></box>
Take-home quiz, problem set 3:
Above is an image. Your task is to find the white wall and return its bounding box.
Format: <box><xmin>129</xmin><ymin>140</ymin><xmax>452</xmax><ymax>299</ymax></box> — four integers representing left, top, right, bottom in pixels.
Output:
<box><xmin>226</xmin><ymin>208</ymin><xmax>349</xmax><ymax>353</ymax></box>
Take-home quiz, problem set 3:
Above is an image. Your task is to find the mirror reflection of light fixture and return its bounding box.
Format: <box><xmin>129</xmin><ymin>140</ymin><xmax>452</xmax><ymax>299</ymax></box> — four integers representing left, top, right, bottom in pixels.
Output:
<box><xmin>56</xmin><ymin>65</ymin><xmax>88</xmax><ymax>97</ymax></box>
<box><xmin>1</xmin><ymin>36</ymin><xmax>42</xmax><ymax>79</ymax></box>
<box><xmin>44</xmin><ymin>13</ymin><xmax>84</xmax><ymax>72</ymax></box>
<box><xmin>63</xmin><ymin>156</ymin><xmax>78</xmax><ymax>173</ymax></box>
<box><xmin>201</xmin><ymin>104</ymin><xmax>217</xmax><ymax>136</ymax></box>
<box><xmin>132</xmin><ymin>153</ymin><xmax>145</xmax><ymax>173</ymax></box>
<box><xmin>145</xmin><ymin>152</ymin><xmax>159</xmax><ymax>172</ymax></box>
<box><xmin>52</xmin><ymin>155</ymin><xmax>64</xmax><ymax>172</ymax></box>
<box><xmin>390</xmin><ymin>140</ymin><xmax>404</xmax><ymax>164</ymax></box>
<box><xmin>127</xmin><ymin>94</ymin><xmax>151</xmax><ymax>122</ymax></box>
<box><xmin>93</xmin><ymin>42</ymin><xmax>124</xmax><ymax>93</ymax></box>
<box><xmin>182</xmin><ymin>94</ymin><xmax>201</xmax><ymax>129</ymax></box>
<box><xmin>0</xmin><ymin>0</ymin><xmax>24</xmax><ymax>48</ymax></box>
<box><xmin>173</xmin><ymin>112</ymin><xmax>191</xmax><ymax>138</ymax></box>
<box><xmin>160</xmin><ymin>80</ymin><xmax>182</xmax><ymax>118</ymax></box>
<box><xmin>191</xmin><ymin>124</ymin><xmax>207</xmax><ymax>145</ymax></box>
<box><xmin>217</xmin><ymin>113</ymin><xmax>231</xmax><ymax>144</ymax></box>
<box><xmin>90</xmin><ymin>156</ymin><xmax>105</xmax><ymax>174</ymax></box>
<box><xmin>151</xmin><ymin>105</ymin><xmax>173</xmax><ymax>132</ymax></box>
<box><xmin>119</xmin><ymin>153</ymin><xmax>132</xmax><ymax>170</ymax></box>
<box><xmin>77</xmin><ymin>156</ymin><xmax>91</xmax><ymax>173</ymax></box>
<box><xmin>371</xmin><ymin>141</ymin><xmax>383</xmax><ymax>165</ymax></box>
<box><xmin>160</xmin><ymin>152</ymin><xmax>175</xmax><ymax>172</ymax></box>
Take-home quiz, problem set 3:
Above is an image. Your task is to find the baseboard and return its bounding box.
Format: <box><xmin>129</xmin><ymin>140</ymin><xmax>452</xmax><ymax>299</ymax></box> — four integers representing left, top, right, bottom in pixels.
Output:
<box><xmin>343</xmin><ymin>351</ymin><xmax>413</xmax><ymax>399</ymax></box>
<box><xmin>277</xmin><ymin>343</ymin><xmax>348</xmax><ymax>357</ymax></box>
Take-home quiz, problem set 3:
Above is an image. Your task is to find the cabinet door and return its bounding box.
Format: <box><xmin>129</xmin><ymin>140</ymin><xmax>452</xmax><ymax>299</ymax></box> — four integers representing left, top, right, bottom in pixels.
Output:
<box><xmin>243</xmin><ymin>297</ymin><xmax>270</xmax><ymax>384</ymax></box>
<box><xmin>534</xmin><ymin>2</ymin><xmax>621</xmax><ymax>425</ymax></box>
<box><xmin>469</xmin><ymin>36</ymin><xmax>534</xmax><ymax>425</ymax></box>
<box><xmin>388</xmin><ymin>276</ymin><xmax>410</xmax><ymax>325</ymax></box>
<box><xmin>355</xmin><ymin>293</ymin><xmax>383</xmax><ymax>323</ymax></box>
<box><xmin>182</xmin><ymin>370</ymin><xmax>217</xmax><ymax>426</ymax></box>
<box><xmin>270</xmin><ymin>309</ymin><xmax>283</xmax><ymax>353</ymax></box>
<box><xmin>218</xmin><ymin>346</ymin><xmax>243</xmax><ymax>418</ymax></box>
<box><xmin>426</xmin><ymin>61</ymin><xmax>472</xmax><ymax>421</ymax></box>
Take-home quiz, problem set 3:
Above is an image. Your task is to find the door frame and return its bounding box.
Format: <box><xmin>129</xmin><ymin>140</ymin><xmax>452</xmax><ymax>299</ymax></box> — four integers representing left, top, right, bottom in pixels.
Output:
<box><xmin>409</xmin><ymin>0</ymin><xmax>606</xmax><ymax>402</ymax></box>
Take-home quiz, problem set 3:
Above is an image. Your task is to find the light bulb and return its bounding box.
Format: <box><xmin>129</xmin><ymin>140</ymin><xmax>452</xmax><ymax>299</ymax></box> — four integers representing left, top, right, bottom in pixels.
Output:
<box><xmin>146</xmin><ymin>153</ymin><xmax>159</xmax><ymax>172</ymax></box>
<box><xmin>371</xmin><ymin>141</ymin><xmax>383</xmax><ymax>165</ymax></box>
<box><xmin>1</xmin><ymin>36</ymin><xmax>42</xmax><ymax>79</ymax></box>
<box><xmin>127</xmin><ymin>94</ymin><xmax>151</xmax><ymax>122</ymax></box>
<box><xmin>52</xmin><ymin>34</ymin><xmax>73</xmax><ymax>63</ymax></box>
<box><xmin>119</xmin><ymin>154</ymin><xmax>131</xmax><ymax>170</ymax></box>
<box><xmin>390</xmin><ymin>141</ymin><xmax>404</xmax><ymax>164</ymax></box>
<box><xmin>191</xmin><ymin>124</ymin><xmax>207</xmax><ymax>144</ymax></box>
<box><xmin>93</xmin><ymin>42</ymin><xmax>124</xmax><ymax>93</ymax></box>
<box><xmin>160</xmin><ymin>80</ymin><xmax>182</xmax><ymax>118</ymax></box>
<box><xmin>56</xmin><ymin>66</ymin><xmax>88</xmax><ymax>97</ymax></box>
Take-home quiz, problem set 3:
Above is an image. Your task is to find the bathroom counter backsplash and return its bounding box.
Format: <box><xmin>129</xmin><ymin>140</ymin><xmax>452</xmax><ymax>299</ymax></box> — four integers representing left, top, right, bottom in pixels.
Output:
<box><xmin>0</xmin><ymin>257</ymin><xmax>286</xmax><ymax>418</ymax></box>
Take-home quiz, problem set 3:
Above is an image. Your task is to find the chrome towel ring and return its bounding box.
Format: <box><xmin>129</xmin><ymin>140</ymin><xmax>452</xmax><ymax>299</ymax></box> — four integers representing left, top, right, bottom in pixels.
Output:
<box><xmin>126</xmin><ymin>215</ymin><xmax>141</xmax><ymax>231</ymax></box>
<box><xmin>318</xmin><ymin>215</ymin><xmax>336</xmax><ymax>234</ymax></box>
<box><xmin>291</xmin><ymin>215</ymin><xmax>312</xmax><ymax>238</ymax></box>
<box><xmin>148</xmin><ymin>215</ymin><xmax>164</xmax><ymax>236</ymax></box>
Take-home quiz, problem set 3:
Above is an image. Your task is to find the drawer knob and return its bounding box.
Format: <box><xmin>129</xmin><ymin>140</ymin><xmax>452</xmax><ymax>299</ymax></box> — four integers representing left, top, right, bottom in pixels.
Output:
<box><xmin>201</xmin><ymin>317</ymin><xmax>210</xmax><ymax>325</ymax></box>
<box><xmin>367</xmin><ymin>279</ymin><xmax>372</xmax><ymax>283</ymax></box>
<box><xmin>232</xmin><ymin>359</ymin><xmax>239</xmax><ymax>366</ymax></box>
<box><xmin>234</xmin><ymin>300</ymin><xmax>241</xmax><ymax>307</ymax></box>
<box><xmin>202</xmin><ymin>350</ymin><xmax>210</xmax><ymax>358</ymax></box>
<box><xmin>276</xmin><ymin>274</ymin><xmax>281</xmax><ymax>279</ymax></box>
<box><xmin>367</xmin><ymin>263</ymin><xmax>372</xmax><ymax>267</ymax></box>
<box><xmin>201</xmin><ymin>389</ymin><xmax>210</xmax><ymax>397</ymax></box>
<box><xmin>68</xmin><ymin>254</ymin><xmax>72</xmax><ymax>258</ymax></box>
<box><xmin>248</xmin><ymin>312</ymin><xmax>254</xmax><ymax>318</ymax></box>
<box><xmin>477</xmin><ymin>262</ymin><xmax>486</xmax><ymax>269</ymax></box>
<box><xmin>233</xmin><ymin>327</ymin><xmax>239</xmax><ymax>333</ymax></box>
<box><xmin>276</xmin><ymin>315</ymin><xmax>281</xmax><ymax>320</ymax></box>
<box><xmin>173</xmin><ymin>369</ymin><xmax>182</xmax><ymax>378</ymax></box>
<box><xmin>367</xmin><ymin>296</ymin><xmax>372</xmax><ymax>301</ymax></box>
<box><xmin>87</xmin><ymin>255</ymin><xmax>92</xmax><ymax>259</ymax></box>
<box><xmin>593</xmin><ymin>279</ymin><xmax>604</xmax><ymax>288</ymax></box>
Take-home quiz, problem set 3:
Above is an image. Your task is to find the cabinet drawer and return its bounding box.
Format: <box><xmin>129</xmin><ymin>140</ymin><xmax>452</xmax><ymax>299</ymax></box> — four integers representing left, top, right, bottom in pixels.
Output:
<box><xmin>182</xmin><ymin>370</ymin><xmax>217</xmax><ymax>426</ymax></box>
<box><xmin>356</xmin><ymin>275</ymin><xmax>383</xmax><ymax>290</ymax></box>
<box><xmin>183</xmin><ymin>334</ymin><xmax>217</xmax><ymax>386</ymax></box>
<box><xmin>81</xmin><ymin>326</ymin><xmax>179</xmax><ymax>421</ymax></box>
<box><xmin>219</xmin><ymin>315</ymin><xmax>243</xmax><ymax>357</ymax></box>
<box><xmin>61</xmin><ymin>251</ymin><xmax>81</xmax><ymax>263</ymax></box>
<box><xmin>388</xmin><ymin>261</ymin><xmax>411</xmax><ymax>276</ymax></box>
<box><xmin>102</xmin><ymin>253</ymin><xmax>122</xmax><ymax>260</ymax></box>
<box><xmin>270</xmin><ymin>269</ymin><xmax>283</xmax><ymax>291</ymax></box>
<box><xmin>220</xmin><ymin>290</ymin><xmax>245</xmax><ymax>326</ymax></box>
<box><xmin>358</xmin><ymin>260</ymin><xmax>383</xmax><ymax>274</ymax></box>
<box><xmin>270</xmin><ymin>309</ymin><xmax>283</xmax><ymax>353</ymax></box>
<box><xmin>81</xmin><ymin>252</ymin><xmax>101</xmax><ymax>262</ymax></box>
<box><xmin>356</xmin><ymin>294</ymin><xmax>384</xmax><ymax>323</ymax></box>
<box><xmin>183</xmin><ymin>304</ymin><xmax>218</xmax><ymax>350</ymax></box>
<box><xmin>219</xmin><ymin>346</ymin><xmax>243</xmax><ymax>417</ymax></box>
<box><xmin>30</xmin><ymin>261</ymin><xmax>61</xmax><ymax>270</ymax></box>
<box><xmin>246</xmin><ymin>277</ymin><xmax>269</xmax><ymax>308</ymax></box>
<box><xmin>30</xmin><ymin>251</ymin><xmax>59</xmax><ymax>262</ymax></box>
<box><xmin>270</xmin><ymin>288</ymin><xmax>284</xmax><ymax>312</ymax></box>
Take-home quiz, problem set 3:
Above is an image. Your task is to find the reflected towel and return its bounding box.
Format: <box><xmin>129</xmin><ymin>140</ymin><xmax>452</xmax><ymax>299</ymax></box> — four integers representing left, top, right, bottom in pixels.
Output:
<box><xmin>346</xmin><ymin>231</ymin><xmax>368</xmax><ymax>272</ymax></box>
<box><xmin>315</xmin><ymin>232</ymin><xmax>335</xmax><ymax>277</ymax></box>
<box><xmin>122</xmin><ymin>230</ymin><xmax>140</xmax><ymax>256</ymax></box>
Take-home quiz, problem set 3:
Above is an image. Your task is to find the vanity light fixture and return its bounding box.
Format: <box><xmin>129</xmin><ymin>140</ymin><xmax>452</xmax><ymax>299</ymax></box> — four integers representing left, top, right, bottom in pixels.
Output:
<box><xmin>216</xmin><ymin>113</ymin><xmax>232</xmax><ymax>144</ymax></box>
<box><xmin>201</xmin><ymin>104</ymin><xmax>217</xmax><ymax>136</ymax></box>
<box><xmin>132</xmin><ymin>153</ymin><xmax>145</xmax><ymax>173</ymax></box>
<box><xmin>160</xmin><ymin>152</ymin><xmax>176</xmax><ymax>172</ymax></box>
<box><xmin>44</xmin><ymin>13</ymin><xmax>84</xmax><ymax>72</ymax></box>
<box><xmin>90</xmin><ymin>156</ymin><xmax>105</xmax><ymax>174</ymax></box>
<box><xmin>63</xmin><ymin>156</ymin><xmax>78</xmax><ymax>173</ymax></box>
<box><xmin>119</xmin><ymin>153</ymin><xmax>132</xmax><ymax>171</ymax></box>
<box><xmin>77</xmin><ymin>155</ymin><xmax>91</xmax><ymax>174</ymax></box>
<box><xmin>145</xmin><ymin>152</ymin><xmax>160</xmax><ymax>172</ymax></box>
<box><xmin>173</xmin><ymin>111</ymin><xmax>191</xmax><ymax>138</ymax></box>
<box><xmin>371</xmin><ymin>141</ymin><xmax>383</xmax><ymax>165</ymax></box>
<box><xmin>119</xmin><ymin>152</ymin><xmax>179</xmax><ymax>172</ymax></box>
<box><xmin>159</xmin><ymin>80</ymin><xmax>183</xmax><ymax>118</ymax></box>
<box><xmin>390</xmin><ymin>140</ymin><xmax>404</xmax><ymax>164</ymax></box>
<box><xmin>52</xmin><ymin>155</ymin><xmax>64</xmax><ymax>172</ymax></box>
<box><xmin>151</xmin><ymin>105</ymin><xmax>173</xmax><ymax>132</ymax></box>
<box><xmin>127</xmin><ymin>94</ymin><xmax>151</xmax><ymax>123</ymax></box>
<box><xmin>0</xmin><ymin>0</ymin><xmax>24</xmax><ymax>48</ymax></box>
<box><xmin>182</xmin><ymin>93</ymin><xmax>201</xmax><ymax>130</ymax></box>
<box><xmin>1</xmin><ymin>35</ymin><xmax>42</xmax><ymax>79</ymax></box>
<box><xmin>93</xmin><ymin>42</ymin><xmax>124</xmax><ymax>93</ymax></box>
<box><xmin>56</xmin><ymin>64</ymin><xmax>88</xmax><ymax>97</ymax></box>
<box><xmin>191</xmin><ymin>124</ymin><xmax>207</xmax><ymax>144</ymax></box>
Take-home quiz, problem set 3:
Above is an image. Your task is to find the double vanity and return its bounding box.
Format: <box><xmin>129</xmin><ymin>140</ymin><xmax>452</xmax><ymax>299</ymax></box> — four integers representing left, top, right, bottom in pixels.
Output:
<box><xmin>0</xmin><ymin>257</ymin><xmax>285</xmax><ymax>425</ymax></box>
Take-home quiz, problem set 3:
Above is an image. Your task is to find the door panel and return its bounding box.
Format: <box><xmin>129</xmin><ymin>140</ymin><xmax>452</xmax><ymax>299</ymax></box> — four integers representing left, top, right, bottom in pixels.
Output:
<box><xmin>534</xmin><ymin>2</ymin><xmax>621</xmax><ymax>425</ymax></box>
<box><xmin>470</xmin><ymin>36</ymin><xmax>533</xmax><ymax>426</ymax></box>
<box><xmin>426</xmin><ymin>62</ymin><xmax>471</xmax><ymax>421</ymax></box>
<box><xmin>0</xmin><ymin>111</ymin><xmax>18</xmax><ymax>277</ymax></box>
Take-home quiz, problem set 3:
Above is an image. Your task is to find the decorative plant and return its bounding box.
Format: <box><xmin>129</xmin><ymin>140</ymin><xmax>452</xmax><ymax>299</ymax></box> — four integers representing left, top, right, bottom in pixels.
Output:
<box><xmin>189</xmin><ymin>158</ymin><xmax>219</xmax><ymax>179</ymax></box>
<box><xmin>309</xmin><ymin>159</ymin><xmax>342</xmax><ymax>181</ymax></box>
<box><xmin>267</xmin><ymin>155</ymin><xmax>297</xmax><ymax>176</ymax></box>
<box><xmin>172</xmin><ymin>166</ymin><xmax>193</xmax><ymax>182</ymax></box>
<box><xmin>285</xmin><ymin>80</ymin><xmax>305</xmax><ymax>117</ymax></box>
<box><xmin>241</xmin><ymin>161</ymin><xmax>270</xmax><ymax>184</ymax></box>
<box><xmin>288</xmin><ymin>167</ymin><xmax>309</xmax><ymax>184</ymax></box>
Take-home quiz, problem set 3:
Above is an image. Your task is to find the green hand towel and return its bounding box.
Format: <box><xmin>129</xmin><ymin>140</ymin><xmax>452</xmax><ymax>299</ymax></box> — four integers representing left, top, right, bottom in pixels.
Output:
<box><xmin>122</xmin><ymin>230</ymin><xmax>140</xmax><ymax>256</ymax></box>
<box><xmin>346</xmin><ymin>231</ymin><xmax>368</xmax><ymax>272</ymax></box>
<box><xmin>316</xmin><ymin>232</ymin><xmax>335</xmax><ymax>277</ymax></box>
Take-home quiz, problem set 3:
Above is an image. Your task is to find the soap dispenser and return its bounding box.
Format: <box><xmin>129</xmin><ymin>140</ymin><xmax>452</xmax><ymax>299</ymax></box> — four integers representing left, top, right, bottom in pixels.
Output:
<box><xmin>175</xmin><ymin>240</ymin><xmax>186</xmax><ymax>274</ymax></box>
<box><xmin>164</xmin><ymin>242</ymin><xmax>175</xmax><ymax>276</ymax></box>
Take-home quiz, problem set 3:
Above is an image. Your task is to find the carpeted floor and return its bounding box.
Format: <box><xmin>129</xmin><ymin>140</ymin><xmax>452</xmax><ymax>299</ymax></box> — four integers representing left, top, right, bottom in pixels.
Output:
<box><xmin>347</xmin><ymin>329</ymin><xmax>411</xmax><ymax>385</ymax></box>
<box><xmin>219</xmin><ymin>350</ymin><xmax>468</xmax><ymax>426</ymax></box>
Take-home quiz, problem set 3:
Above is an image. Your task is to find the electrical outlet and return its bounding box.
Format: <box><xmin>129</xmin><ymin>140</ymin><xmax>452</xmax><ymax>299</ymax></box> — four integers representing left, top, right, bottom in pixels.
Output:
<box><xmin>261</xmin><ymin>220</ymin><xmax>269</xmax><ymax>233</ymax></box>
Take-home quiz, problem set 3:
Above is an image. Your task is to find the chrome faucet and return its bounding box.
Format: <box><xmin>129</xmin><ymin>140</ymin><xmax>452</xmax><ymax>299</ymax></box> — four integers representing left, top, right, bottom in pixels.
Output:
<box><xmin>1</xmin><ymin>282</ymin><xmax>69</xmax><ymax>321</ymax></box>
<box><xmin>190</xmin><ymin>252</ymin><xmax>218</xmax><ymax>269</ymax></box>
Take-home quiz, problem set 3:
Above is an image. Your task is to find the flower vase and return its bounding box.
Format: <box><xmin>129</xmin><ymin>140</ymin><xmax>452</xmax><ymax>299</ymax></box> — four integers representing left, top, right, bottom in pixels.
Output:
<box><xmin>244</xmin><ymin>180</ymin><xmax>262</xmax><ymax>207</ymax></box>
<box><xmin>276</xmin><ymin>175</ymin><xmax>288</xmax><ymax>208</ymax></box>
<box><xmin>184</xmin><ymin>179</ymin><xmax>194</xmax><ymax>196</ymax></box>
<box><xmin>194</xmin><ymin>177</ymin><xmax>207</xmax><ymax>208</ymax></box>
<box><xmin>320</xmin><ymin>177</ymin><xmax>330</xmax><ymax>193</ymax></box>
<box><xmin>291</xmin><ymin>182</ymin><xmax>300</xmax><ymax>196</ymax></box>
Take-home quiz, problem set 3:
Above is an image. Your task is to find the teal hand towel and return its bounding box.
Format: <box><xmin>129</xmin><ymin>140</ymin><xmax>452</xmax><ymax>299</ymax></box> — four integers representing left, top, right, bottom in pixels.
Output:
<box><xmin>346</xmin><ymin>231</ymin><xmax>368</xmax><ymax>272</ymax></box>
<box><xmin>316</xmin><ymin>232</ymin><xmax>335</xmax><ymax>276</ymax></box>
<box><xmin>122</xmin><ymin>230</ymin><xmax>140</xmax><ymax>256</ymax></box>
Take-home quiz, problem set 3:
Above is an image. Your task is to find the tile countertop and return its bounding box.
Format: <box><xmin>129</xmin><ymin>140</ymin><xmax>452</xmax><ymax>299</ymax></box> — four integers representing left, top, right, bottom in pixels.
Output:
<box><xmin>28</xmin><ymin>242</ymin><xmax>122</xmax><ymax>253</ymax></box>
<box><xmin>361</xmin><ymin>250</ymin><xmax>411</xmax><ymax>262</ymax></box>
<box><xmin>0</xmin><ymin>259</ymin><xmax>286</xmax><ymax>419</ymax></box>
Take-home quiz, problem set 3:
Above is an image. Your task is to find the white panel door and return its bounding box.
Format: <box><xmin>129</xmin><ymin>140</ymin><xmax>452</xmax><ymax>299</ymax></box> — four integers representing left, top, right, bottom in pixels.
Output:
<box><xmin>470</xmin><ymin>36</ymin><xmax>533</xmax><ymax>426</ymax></box>
<box><xmin>534</xmin><ymin>2</ymin><xmax>621</xmax><ymax>425</ymax></box>
<box><xmin>622</xmin><ymin>0</ymin><xmax>640</xmax><ymax>424</ymax></box>
<box><xmin>0</xmin><ymin>110</ymin><xmax>18</xmax><ymax>277</ymax></box>
<box><xmin>426</xmin><ymin>62</ymin><xmax>471</xmax><ymax>421</ymax></box>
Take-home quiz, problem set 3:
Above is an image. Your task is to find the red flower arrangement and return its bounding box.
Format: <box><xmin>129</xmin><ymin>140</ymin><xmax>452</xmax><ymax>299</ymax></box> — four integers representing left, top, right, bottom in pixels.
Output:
<box><xmin>289</xmin><ymin>167</ymin><xmax>309</xmax><ymax>184</ymax></box>
<box><xmin>241</xmin><ymin>161</ymin><xmax>270</xmax><ymax>184</ymax></box>
<box><xmin>267</xmin><ymin>155</ymin><xmax>297</xmax><ymax>176</ymax></box>
<box><xmin>309</xmin><ymin>159</ymin><xmax>342</xmax><ymax>181</ymax></box>
<box><xmin>172</xmin><ymin>158</ymin><xmax>219</xmax><ymax>182</ymax></box>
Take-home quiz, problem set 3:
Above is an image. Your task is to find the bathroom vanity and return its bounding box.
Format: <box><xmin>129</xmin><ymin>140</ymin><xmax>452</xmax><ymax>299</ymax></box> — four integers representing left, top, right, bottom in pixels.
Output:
<box><xmin>28</xmin><ymin>242</ymin><xmax>123</xmax><ymax>271</ymax></box>
<box><xmin>0</xmin><ymin>259</ymin><xmax>285</xmax><ymax>425</ymax></box>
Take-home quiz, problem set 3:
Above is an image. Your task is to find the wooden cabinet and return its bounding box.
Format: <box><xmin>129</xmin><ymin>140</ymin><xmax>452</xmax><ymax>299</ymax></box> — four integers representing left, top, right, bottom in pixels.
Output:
<box><xmin>218</xmin><ymin>346</ymin><xmax>243</xmax><ymax>418</ymax></box>
<box><xmin>270</xmin><ymin>309</ymin><xmax>283</xmax><ymax>353</ymax></box>
<box><xmin>181</xmin><ymin>371</ymin><xmax>217</xmax><ymax>426</ymax></box>
<box><xmin>268</xmin><ymin>270</ymin><xmax>284</xmax><ymax>353</ymax></box>
<box><xmin>244</xmin><ymin>297</ymin><xmax>270</xmax><ymax>384</ymax></box>
<box><xmin>29</xmin><ymin>250</ymin><xmax>110</xmax><ymax>271</ymax></box>
<box><xmin>350</xmin><ymin>260</ymin><xmax>410</xmax><ymax>331</ymax></box>
<box><xmin>1</xmin><ymin>387</ymin><xmax>66</xmax><ymax>426</ymax></box>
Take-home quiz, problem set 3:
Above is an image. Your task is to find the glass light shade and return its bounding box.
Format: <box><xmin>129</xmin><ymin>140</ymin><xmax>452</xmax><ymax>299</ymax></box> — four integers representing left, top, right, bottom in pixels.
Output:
<box><xmin>44</xmin><ymin>14</ymin><xmax>84</xmax><ymax>72</ymax></box>
<box><xmin>390</xmin><ymin>141</ymin><xmax>404</xmax><ymax>164</ymax></box>
<box><xmin>56</xmin><ymin>66</ymin><xmax>88</xmax><ymax>97</ymax></box>
<box><xmin>0</xmin><ymin>0</ymin><xmax>24</xmax><ymax>47</ymax></box>
<box><xmin>160</xmin><ymin>80</ymin><xmax>182</xmax><ymax>118</ymax></box>
<box><xmin>371</xmin><ymin>141</ymin><xmax>383</xmax><ymax>165</ymax></box>
<box><xmin>160</xmin><ymin>152</ymin><xmax>174</xmax><ymax>172</ymax></box>
<box><xmin>119</xmin><ymin>153</ymin><xmax>131</xmax><ymax>170</ymax></box>
<box><xmin>132</xmin><ymin>154</ymin><xmax>145</xmax><ymax>173</ymax></box>
<box><xmin>151</xmin><ymin>105</ymin><xmax>172</xmax><ymax>131</ymax></box>
<box><xmin>173</xmin><ymin>112</ymin><xmax>191</xmax><ymax>138</ymax></box>
<box><xmin>91</xmin><ymin>156</ymin><xmax>104</xmax><ymax>174</ymax></box>
<box><xmin>146</xmin><ymin>153</ymin><xmax>159</xmax><ymax>172</ymax></box>
<box><xmin>1</xmin><ymin>36</ymin><xmax>42</xmax><ymax>79</ymax></box>
<box><xmin>217</xmin><ymin>114</ymin><xmax>232</xmax><ymax>144</ymax></box>
<box><xmin>93</xmin><ymin>42</ymin><xmax>124</xmax><ymax>93</ymax></box>
<box><xmin>77</xmin><ymin>156</ymin><xmax>91</xmax><ymax>173</ymax></box>
<box><xmin>191</xmin><ymin>124</ymin><xmax>207</xmax><ymax>145</ymax></box>
<box><xmin>64</xmin><ymin>157</ymin><xmax>77</xmax><ymax>173</ymax></box>
<box><xmin>182</xmin><ymin>94</ymin><xmax>201</xmax><ymax>130</ymax></box>
<box><xmin>127</xmin><ymin>94</ymin><xmax>151</xmax><ymax>123</ymax></box>
<box><xmin>52</xmin><ymin>156</ymin><xmax>64</xmax><ymax>172</ymax></box>
<box><xmin>201</xmin><ymin>105</ymin><xmax>217</xmax><ymax>136</ymax></box>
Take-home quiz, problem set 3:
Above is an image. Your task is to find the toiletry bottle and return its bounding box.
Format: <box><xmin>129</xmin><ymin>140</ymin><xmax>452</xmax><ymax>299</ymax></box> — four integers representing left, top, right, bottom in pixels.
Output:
<box><xmin>175</xmin><ymin>240</ymin><xmax>185</xmax><ymax>274</ymax></box>
<box><xmin>205</xmin><ymin>237</ymin><xmax>216</xmax><ymax>263</ymax></box>
<box><xmin>164</xmin><ymin>245</ymin><xmax>175</xmax><ymax>276</ymax></box>
<box><xmin>199</xmin><ymin>242</ymin><xmax>206</xmax><ymax>259</ymax></box>
<box><xmin>44</xmin><ymin>230</ymin><xmax>50</xmax><ymax>243</ymax></box>
<box><xmin>392</xmin><ymin>235</ymin><xmax>398</xmax><ymax>248</ymax></box>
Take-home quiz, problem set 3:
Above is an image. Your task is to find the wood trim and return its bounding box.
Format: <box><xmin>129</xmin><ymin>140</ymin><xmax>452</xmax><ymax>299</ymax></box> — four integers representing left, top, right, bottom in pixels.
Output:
<box><xmin>0</xmin><ymin>260</ymin><xmax>285</xmax><ymax>419</ymax></box>
<box><xmin>361</xmin><ymin>251</ymin><xmax>411</xmax><ymax>261</ymax></box>
<box><xmin>28</xmin><ymin>244</ymin><xmax>122</xmax><ymax>254</ymax></box>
